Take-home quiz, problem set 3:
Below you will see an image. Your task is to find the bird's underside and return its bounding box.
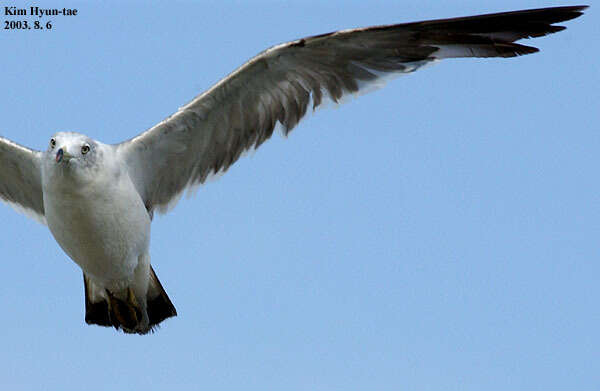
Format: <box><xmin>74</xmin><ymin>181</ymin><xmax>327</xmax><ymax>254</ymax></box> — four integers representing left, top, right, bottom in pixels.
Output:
<box><xmin>0</xmin><ymin>6</ymin><xmax>587</xmax><ymax>334</ymax></box>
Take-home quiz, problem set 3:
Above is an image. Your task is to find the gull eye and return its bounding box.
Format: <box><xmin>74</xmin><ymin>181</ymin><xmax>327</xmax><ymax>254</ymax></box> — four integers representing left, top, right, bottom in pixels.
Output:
<box><xmin>81</xmin><ymin>144</ymin><xmax>90</xmax><ymax>155</ymax></box>
<box><xmin>50</xmin><ymin>138</ymin><xmax>56</xmax><ymax>149</ymax></box>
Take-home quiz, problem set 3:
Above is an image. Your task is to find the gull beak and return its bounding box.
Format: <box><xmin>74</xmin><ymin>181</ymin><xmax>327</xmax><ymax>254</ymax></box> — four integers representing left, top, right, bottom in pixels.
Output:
<box><xmin>56</xmin><ymin>148</ymin><xmax>74</xmax><ymax>163</ymax></box>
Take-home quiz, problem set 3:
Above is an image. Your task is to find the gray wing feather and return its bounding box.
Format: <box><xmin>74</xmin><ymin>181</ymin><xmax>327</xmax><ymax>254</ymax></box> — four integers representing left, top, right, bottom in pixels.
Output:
<box><xmin>0</xmin><ymin>137</ymin><xmax>45</xmax><ymax>224</ymax></box>
<box><xmin>116</xmin><ymin>6</ymin><xmax>586</xmax><ymax>214</ymax></box>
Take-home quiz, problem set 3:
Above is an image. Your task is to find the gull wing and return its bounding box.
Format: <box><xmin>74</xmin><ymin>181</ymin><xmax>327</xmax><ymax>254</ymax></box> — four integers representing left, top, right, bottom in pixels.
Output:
<box><xmin>0</xmin><ymin>137</ymin><xmax>45</xmax><ymax>224</ymax></box>
<box><xmin>116</xmin><ymin>6</ymin><xmax>586</xmax><ymax>215</ymax></box>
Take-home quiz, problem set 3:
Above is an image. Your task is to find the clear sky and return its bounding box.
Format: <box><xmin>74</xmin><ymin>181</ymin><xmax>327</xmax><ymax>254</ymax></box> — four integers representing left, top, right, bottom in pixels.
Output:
<box><xmin>1</xmin><ymin>1</ymin><xmax>598</xmax><ymax>390</ymax></box>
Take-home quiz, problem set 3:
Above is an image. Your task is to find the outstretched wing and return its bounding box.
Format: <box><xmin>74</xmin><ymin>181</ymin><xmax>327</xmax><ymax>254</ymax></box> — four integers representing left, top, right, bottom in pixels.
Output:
<box><xmin>0</xmin><ymin>137</ymin><xmax>45</xmax><ymax>224</ymax></box>
<box><xmin>116</xmin><ymin>6</ymin><xmax>586</xmax><ymax>215</ymax></box>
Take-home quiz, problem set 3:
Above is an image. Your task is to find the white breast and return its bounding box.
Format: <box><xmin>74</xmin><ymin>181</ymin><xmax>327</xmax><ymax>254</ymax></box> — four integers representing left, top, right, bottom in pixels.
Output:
<box><xmin>43</xmin><ymin>160</ymin><xmax>150</xmax><ymax>286</ymax></box>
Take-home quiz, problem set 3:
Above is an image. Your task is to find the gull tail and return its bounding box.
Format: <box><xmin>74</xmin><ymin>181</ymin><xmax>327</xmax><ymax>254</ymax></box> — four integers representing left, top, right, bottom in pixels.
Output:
<box><xmin>83</xmin><ymin>267</ymin><xmax>177</xmax><ymax>334</ymax></box>
<box><xmin>146</xmin><ymin>266</ymin><xmax>177</xmax><ymax>328</ymax></box>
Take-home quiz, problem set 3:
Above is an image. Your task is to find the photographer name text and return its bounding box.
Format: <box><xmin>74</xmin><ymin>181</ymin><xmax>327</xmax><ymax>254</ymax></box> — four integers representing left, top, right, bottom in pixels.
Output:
<box><xmin>5</xmin><ymin>6</ymin><xmax>77</xmax><ymax>17</ymax></box>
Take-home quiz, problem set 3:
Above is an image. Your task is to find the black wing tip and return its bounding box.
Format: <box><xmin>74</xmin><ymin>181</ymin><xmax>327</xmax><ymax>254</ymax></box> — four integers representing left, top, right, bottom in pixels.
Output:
<box><xmin>466</xmin><ymin>4</ymin><xmax>589</xmax><ymax>20</ymax></box>
<box><xmin>553</xmin><ymin>5</ymin><xmax>589</xmax><ymax>11</ymax></box>
<box><xmin>503</xmin><ymin>5</ymin><xmax>588</xmax><ymax>28</ymax></box>
<box><xmin>545</xmin><ymin>5</ymin><xmax>589</xmax><ymax>22</ymax></box>
<box><xmin>508</xmin><ymin>5</ymin><xmax>588</xmax><ymax>52</ymax></box>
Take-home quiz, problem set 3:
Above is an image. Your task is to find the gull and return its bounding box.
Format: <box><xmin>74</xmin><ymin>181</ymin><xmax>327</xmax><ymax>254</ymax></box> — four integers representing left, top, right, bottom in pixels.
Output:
<box><xmin>0</xmin><ymin>6</ymin><xmax>586</xmax><ymax>334</ymax></box>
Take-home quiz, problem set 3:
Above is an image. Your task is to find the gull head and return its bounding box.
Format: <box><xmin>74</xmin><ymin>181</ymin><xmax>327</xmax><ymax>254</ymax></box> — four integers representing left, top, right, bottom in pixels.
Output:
<box><xmin>42</xmin><ymin>132</ymin><xmax>106</xmax><ymax>186</ymax></box>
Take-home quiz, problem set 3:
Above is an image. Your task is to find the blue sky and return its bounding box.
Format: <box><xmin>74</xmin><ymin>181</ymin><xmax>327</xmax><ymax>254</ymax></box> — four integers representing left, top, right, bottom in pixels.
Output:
<box><xmin>1</xmin><ymin>1</ymin><xmax>598</xmax><ymax>390</ymax></box>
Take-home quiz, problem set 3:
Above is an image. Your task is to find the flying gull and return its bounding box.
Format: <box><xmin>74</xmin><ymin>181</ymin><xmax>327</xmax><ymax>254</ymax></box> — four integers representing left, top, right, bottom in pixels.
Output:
<box><xmin>0</xmin><ymin>6</ymin><xmax>587</xmax><ymax>334</ymax></box>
